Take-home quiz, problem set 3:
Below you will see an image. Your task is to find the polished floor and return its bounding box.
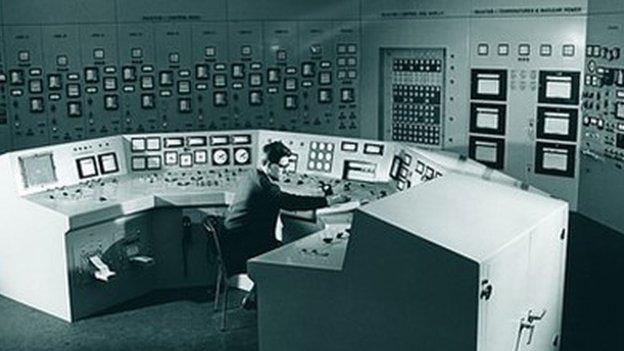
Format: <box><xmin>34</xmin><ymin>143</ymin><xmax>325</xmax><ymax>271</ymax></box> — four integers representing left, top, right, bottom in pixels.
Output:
<box><xmin>0</xmin><ymin>288</ymin><xmax>257</xmax><ymax>351</ymax></box>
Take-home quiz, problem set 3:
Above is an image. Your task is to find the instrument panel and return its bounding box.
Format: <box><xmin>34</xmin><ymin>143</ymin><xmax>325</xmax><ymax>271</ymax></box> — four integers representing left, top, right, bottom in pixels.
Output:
<box><xmin>0</xmin><ymin>128</ymin><xmax>541</xmax><ymax>323</ymax></box>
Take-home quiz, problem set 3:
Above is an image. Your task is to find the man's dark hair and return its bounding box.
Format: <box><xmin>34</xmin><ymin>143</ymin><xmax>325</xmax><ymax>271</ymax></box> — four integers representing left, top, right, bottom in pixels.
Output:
<box><xmin>262</xmin><ymin>141</ymin><xmax>292</xmax><ymax>165</ymax></box>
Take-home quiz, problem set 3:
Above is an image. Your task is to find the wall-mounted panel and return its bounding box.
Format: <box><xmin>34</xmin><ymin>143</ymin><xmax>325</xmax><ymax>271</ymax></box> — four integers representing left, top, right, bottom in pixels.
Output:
<box><xmin>4</xmin><ymin>26</ymin><xmax>48</xmax><ymax>149</ymax></box>
<box><xmin>469</xmin><ymin>16</ymin><xmax>586</xmax><ymax>208</ymax></box>
<box><xmin>381</xmin><ymin>47</ymin><xmax>445</xmax><ymax>147</ymax></box>
<box><xmin>333</xmin><ymin>21</ymin><xmax>361</xmax><ymax>138</ymax></box>
<box><xmin>116</xmin><ymin>0</ymin><xmax>226</xmax><ymax>23</ymax></box>
<box><xmin>263</xmin><ymin>21</ymin><xmax>298</xmax><ymax>131</ymax></box>
<box><xmin>578</xmin><ymin>12</ymin><xmax>624</xmax><ymax>232</ymax></box>
<box><xmin>80</xmin><ymin>25</ymin><xmax>121</xmax><ymax>137</ymax></box>
<box><xmin>361</xmin><ymin>18</ymin><xmax>469</xmax><ymax>152</ymax></box>
<box><xmin>117</xmin><ymin>24</ymin><xmax>157</xmax><ymax>133</ymax></box>
<box><xmin>228</xmin><ymin>22</ymin><xmax>264</xmax><ymax>130</ymax></box>
<box><xmin>154</xmin><ymin>23</ymin><xmax>193</xmax><ymax>132</ymax></box>
<box><xmin>42</xmin><ymin>25</ymin><xmax>86</xmax><ymax>144</ymax></box>
<box><xmin>228</xmin><ymin>0</ymin><xmax>359</xmax><ymax>21</ymax></box>
<box><xmin>298</xmin><ymin>21</ymin><xmax>337</xmax><ymax>134</ymax></box>
<box><xmin>190</xmin><ymin>22</ymin><xmax>229</xmax><ymax>130</ymax></box>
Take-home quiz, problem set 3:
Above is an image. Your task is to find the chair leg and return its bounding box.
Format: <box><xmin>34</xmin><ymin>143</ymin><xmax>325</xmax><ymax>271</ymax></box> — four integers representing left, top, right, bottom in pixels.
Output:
<box><xmin>220</xmin><ymin>278</ymin><xmax>228</xmax><ymax>331</ymax></box>
<box><xmin>214</xmin><ymin>266</ymin><xmax>222</xmax><ymax>312</ymax></box>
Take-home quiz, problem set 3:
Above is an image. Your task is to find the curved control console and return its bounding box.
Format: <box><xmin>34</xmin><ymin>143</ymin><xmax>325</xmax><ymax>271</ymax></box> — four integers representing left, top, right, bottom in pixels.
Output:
<box><xmin>0</xmin><ymin>129</ymin><xmax>549</xmax><ymax>323</ymax></box>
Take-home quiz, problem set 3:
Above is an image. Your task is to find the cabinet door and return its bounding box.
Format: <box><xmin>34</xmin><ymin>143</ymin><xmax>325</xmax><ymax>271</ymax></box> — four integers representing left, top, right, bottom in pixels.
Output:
<box><xmin>524</xmin><ymin>210</ymin><xmax>567</xmax><ymax>351</ymax></box>
<box><xmin>478</xmin><ymin>234</ymin><xmax>530</xmax><ymax>351</ymax></box>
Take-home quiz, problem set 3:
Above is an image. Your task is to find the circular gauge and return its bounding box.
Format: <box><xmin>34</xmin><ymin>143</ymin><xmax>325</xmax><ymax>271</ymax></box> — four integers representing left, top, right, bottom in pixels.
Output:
<box><xmin>211</xmin><ymin>149</ymin><xmax>229</xmax><ymax>166</ymax></box>
<box><xmin>587</xmin><ymin>59</ymin><xmax>596</xmax><ymax>73</ymax></box>
<box><xmin>234</xmin><ymin>148</ymin><xmax>251</xmax><ymax>165</ymax></box>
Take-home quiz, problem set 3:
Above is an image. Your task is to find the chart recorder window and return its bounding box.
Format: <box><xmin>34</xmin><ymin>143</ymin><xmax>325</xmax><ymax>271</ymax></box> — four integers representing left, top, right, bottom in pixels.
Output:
<box><xmin>535</xmin><ymin>142</ymin><xmax>576</xmax><ymax>177</ymax></box>
<box><xmin>470</xmin><ymin>69</ymin><xmax>508</xmax><ymax>101</ymax></box>
<box><xmin>470</xmin><ymin>103</ymin><xmax>506</xmax><ymax>135</ymax></box>
<box><xmin>76</xmin><ymin>156</ymin><xmax>98</xmax><ymax>179</ymax></box>
<box><xmin>538</xmin><ymin>71</ymin><xmax>580</xmax><ymax>105</ymax></box>
<box><xmin>469</xmin><ymin>136</ymin><xmax>505</xmax><ymax>169</ymax></box>
<box><xmin>536</xmin><ymin>107</ymin><xmax>578</xmax><ymax>142</ymax></box>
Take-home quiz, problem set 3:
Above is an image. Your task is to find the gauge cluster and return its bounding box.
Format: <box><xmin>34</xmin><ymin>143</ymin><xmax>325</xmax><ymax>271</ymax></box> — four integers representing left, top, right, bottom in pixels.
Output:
<box><xmin>128</xmin><ymin>132</ymin><xmax>254</xmax><ymax>170</ymax></box>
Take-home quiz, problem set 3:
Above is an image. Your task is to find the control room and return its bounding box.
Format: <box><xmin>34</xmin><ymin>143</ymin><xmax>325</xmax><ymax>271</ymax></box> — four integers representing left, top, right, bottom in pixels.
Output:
<box><xmin>0</xmin><ymin>1</ymin><xmax>619</xmax><ymax>350</ymax></box>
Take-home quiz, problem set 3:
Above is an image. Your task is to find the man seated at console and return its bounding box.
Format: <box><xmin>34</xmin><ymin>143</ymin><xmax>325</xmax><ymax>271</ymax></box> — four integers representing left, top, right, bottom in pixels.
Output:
<box><xmin>223</xmin><ymin>141</ymin><xmax>348</xmax><ymax>309</ymax></box>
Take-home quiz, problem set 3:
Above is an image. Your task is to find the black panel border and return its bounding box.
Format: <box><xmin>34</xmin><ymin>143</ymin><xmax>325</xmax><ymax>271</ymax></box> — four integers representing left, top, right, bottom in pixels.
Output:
<box><xmin>535</xmin><ymin>142</ymin><xmax>576</xmax><ymax>178</ymax></box>
<box><xmin>468</xmin><ymin>136</ymin><xmax>505</xmax><ymax>170</ymax></box>
<box><xmin>538</xmin><ymin>70</ymin><xmax>581</xmax><ymax>105</ymax></box>
<box><xmin>536</xmin><ymin>106</ymin><xmax>578</xmax><ymax>142</ymax></box>
<box><xmin>76</xmin><ymin>156</ymin><xmax>99</xmax><ymax>179</ymax></box>
<box><xmin>470</xmin><ymin>69</ymin><xmax>508</xmax><ymax>101</ymax></box>
<box><xmin>97</xmin><ymin>152</ymin><xmax>119</xmax><ymax>175</ymax></box>
<box><xmin>469</xmin><ymin>102</ymin><xmax>507</xmax><ymax>135</ymax></box>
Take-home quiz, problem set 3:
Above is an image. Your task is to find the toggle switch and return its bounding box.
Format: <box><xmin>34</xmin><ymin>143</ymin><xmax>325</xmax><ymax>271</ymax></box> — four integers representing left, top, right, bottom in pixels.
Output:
<box><xmin>88</xmin><ymin>255</ymin><xmax>116</xmax><ymax>282</ymax></box>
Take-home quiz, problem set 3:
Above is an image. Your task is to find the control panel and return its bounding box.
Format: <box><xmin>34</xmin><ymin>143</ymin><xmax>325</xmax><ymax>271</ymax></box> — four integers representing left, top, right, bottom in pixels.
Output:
<box><xmin>6</xmin><ymin>26</ymin><xmax>48</xmax><ymax>149</ymax></box>
<box><xmin>118</xmin><ymin>23</ymin><xmax>156</xmax><ymax>133</ymax></box>
<box><xmin>15</xmin><ymin>136</ymin><xmax>127</xmax><ymax>196</ymax></box>
<box><xmin>334</xmin><ymin>23</ymin><xmax>361</xmax><ymax>136</ymax></box>
<box><xmin>469</xmin><ymin>68</ymin><xmax>508</xmax><ymax>170</ymax></box>
<box><xmin>192</xmin><ymin>22</ymin><xmax>229</xmax><ymax>131</ymax></box>
<box><xmin>389</xmin><ymin>148</ymin><xmax>445</xmax><ymax>192</ymax></box>
<box><xmin>12</xmin><ymin>130</ymin><xmax>475</xmax><ymax>223</ymax></box>
<box><xmin>381</xmin><ymin>48</ymin><xmax>445</xmax><ymax>147</ymax></box>
<box><xmin>66</xmin><ymin>212</ymin><xmax>156</xmax><ymax>319</ymax></box>
<box><xmin>468</xmin><ymin>16</ymin><xmax>584</xmax><ymax>208</ymax></box>
<box><xmin>578</xmin><ymin>15</ymin><xmax>624</xmax><ymax>232</ymax></box>
<box><xmin>0</xmin><ymin>128</ymin><xmax>544</xmax><ymax>322</ymax></box>
<box><xmin>128</xmin><ymin>132</ymin><xmax>255</xmax><ymax>172</ymax></box>
<box><xmin>279</xmin><ymin>172</ymin><xmax>396</xmax><ymax>207</ymax></box>
<box><xmin>1</xmin><ymin>17</ymin><xmax>362</xmax><ymax>152</ymax></box>
<box><xmin>229</xmin><ymin>22</ymin><xmax>263</xmax><ymax>130</ymax></box>
<box><xmin>264</xmin><ymin>21</ymin><xmax>301</xmax><ymax>131</ymax></box>
<box><xmin>45</xmin><ymin>26</ymin><xmax>87</xmax><ymax>144</ymax></box>
<box><xmin>11</xmin><ymin>129</ymin><xmax>455</xmax><ymax>211</ymax></box>
<box><xmin>82</xmin><ymin>25</ymin><xmax>122</xmax><ymax>138</ymax></box>
<box><xmin>259</xmin><ymin>131</ymin><xmax>393</xmax><ymax>183</ymax></box>
<box><xmin>582</xmin><ymin>45</ymin><xmax>623</xmax><ymax>160</ymax></box>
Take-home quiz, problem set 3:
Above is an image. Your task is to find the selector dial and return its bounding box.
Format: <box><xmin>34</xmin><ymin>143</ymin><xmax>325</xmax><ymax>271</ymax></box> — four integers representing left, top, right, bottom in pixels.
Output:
<box><xmin>233</xmin><ymin>147</ymin><xmax>251</xmax><ymax>165</ymax></box>
<box><xmin>211</xmin><ymin>148</ymin><xmax>230</xmax><ymax>166</ymax></box>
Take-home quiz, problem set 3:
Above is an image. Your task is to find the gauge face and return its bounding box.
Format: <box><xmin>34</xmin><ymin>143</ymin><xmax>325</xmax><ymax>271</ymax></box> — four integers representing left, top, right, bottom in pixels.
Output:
<box><xmin>233</xmin><ymin>148</ymin><xmax>251</xmax><ymax>165</ymax></box>
<box><xmin>211</xmin><ymin>148</ymin><xmax>230</xmax><ymax>166</ymax></box>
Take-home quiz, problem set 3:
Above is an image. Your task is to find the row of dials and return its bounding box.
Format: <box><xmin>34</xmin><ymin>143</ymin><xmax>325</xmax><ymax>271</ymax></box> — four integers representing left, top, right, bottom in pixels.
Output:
<box><xmin>5</xmin><ymin>63</ymin><xmax>357</xmax><ymax>114</ymax></box>
<box><xmin>131</xmin><ymin>147</ymin><xmax>251</xmax><ymax>171</ymax></box>
<box><xmin>128</xmin><ymin>134</ymin><xmax>253</xmax><ymax>171</ymax></box>
<box><xmin>6</xmin><ymin>62</ymin><xmax>351</xmax><ymax>91</ymax></box>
